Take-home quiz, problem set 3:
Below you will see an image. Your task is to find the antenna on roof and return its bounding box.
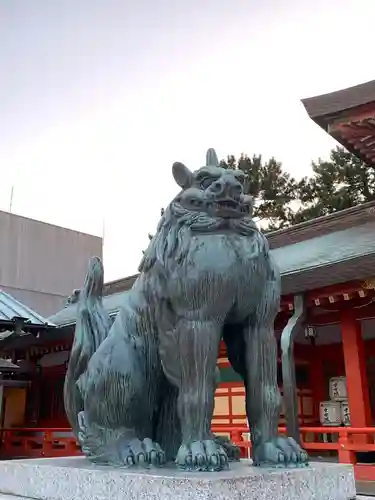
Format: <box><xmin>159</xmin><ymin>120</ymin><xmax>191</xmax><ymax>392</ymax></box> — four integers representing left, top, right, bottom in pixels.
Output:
<box><xmin>9</xmin><ymin>186</ymin><xmax>14</xmax><ymax>213</ymax></box>
<box><xmin>101</xmin><ymin>212</ymin><xmax>106</xmax><ymax>279</ymax></box>
<box><xmin>102</xmin><ymin>214</ymin><xmax>105</xmax><ymax>242</ymax></box>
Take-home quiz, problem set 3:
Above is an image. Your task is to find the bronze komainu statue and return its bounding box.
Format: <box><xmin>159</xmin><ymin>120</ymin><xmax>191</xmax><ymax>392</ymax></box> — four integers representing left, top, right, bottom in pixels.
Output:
<box><xmin>64</xmin><ymin>148</ymin><xmax>308</xmax><ymax>471</ymax></box>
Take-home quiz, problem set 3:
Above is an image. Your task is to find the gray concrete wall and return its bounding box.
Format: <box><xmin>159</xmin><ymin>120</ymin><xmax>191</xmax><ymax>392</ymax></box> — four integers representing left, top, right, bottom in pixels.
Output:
<box><xmin>0</xmin><ymin>210</ymin><xmax>102</xmax><ymax>317</ymax></box>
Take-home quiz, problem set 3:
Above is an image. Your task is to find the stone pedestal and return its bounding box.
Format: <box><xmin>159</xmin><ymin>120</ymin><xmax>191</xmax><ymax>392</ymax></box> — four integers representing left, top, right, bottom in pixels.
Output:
<box><xmin>0</xmin><ymin>457</ymin><xmax>356</xmax><ymax>500</ymax></box>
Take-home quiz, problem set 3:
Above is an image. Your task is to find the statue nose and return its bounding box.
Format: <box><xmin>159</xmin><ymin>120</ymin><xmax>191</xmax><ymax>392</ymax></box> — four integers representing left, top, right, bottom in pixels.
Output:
<box><xmin>211</xmin><ymin>179</ymin><xmax>242</xmax><ymax>199</ymax></box>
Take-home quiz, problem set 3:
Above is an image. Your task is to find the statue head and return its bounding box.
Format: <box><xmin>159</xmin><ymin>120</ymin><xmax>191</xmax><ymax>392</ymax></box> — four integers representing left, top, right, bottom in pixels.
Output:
<box><xmin>139</xmin><ymin>148</ymin><xmax>256</xmax><ymax>273</ymax></box>
<box><xmin>172</xmin><ymin>148</ymin><xmax>253</xmax><ymax>219</ymax></box>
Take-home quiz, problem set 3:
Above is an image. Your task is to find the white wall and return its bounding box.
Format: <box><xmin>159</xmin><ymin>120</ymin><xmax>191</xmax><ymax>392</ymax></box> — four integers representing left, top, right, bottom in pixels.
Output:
<box><xmin>0</xmin><ymin>210</ymin><xmax>102</xmax><ymax>316</ymax></box>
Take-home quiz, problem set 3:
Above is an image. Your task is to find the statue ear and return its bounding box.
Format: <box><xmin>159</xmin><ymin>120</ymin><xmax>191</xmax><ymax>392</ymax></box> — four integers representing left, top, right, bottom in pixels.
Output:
<box><xmin>172</xmin><ymin>162</ymin><xmax>193</xmax><ymax>189</ymax></box>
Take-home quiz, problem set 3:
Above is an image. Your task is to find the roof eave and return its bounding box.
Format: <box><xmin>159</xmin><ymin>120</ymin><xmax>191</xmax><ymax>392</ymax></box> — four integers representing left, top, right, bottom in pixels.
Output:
<box><xmin>267</xmin><ymin>200</ymin><xmax>375</xmax><ymax>249</ymax></box>
<box><xmin>0</xmin><ymin>319</ymin><xmax>57</xmax><ymax>331</ymax></box>
<box><xmin>301</xmin><ymin>79</ymin><xmax>375</xmax><ymax>118</ymax></box>
<box><xmin>302</xmin><ymin>81</ymin><xmax>375</xmax><ymax>167</ymax></box>
<box><xmin>282</xmin><ymin>253</ymin><xmax>375</xmax><ymax>295</ymax></box>
<box><xmin>301</xmin><ymin>106</ymin><xmax>375</xmax><ymax>167</ymax></box>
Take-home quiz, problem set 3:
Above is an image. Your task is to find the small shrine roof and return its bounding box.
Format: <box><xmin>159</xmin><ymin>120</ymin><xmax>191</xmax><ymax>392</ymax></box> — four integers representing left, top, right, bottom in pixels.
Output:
<box><xmin>0</xmin><ymin>358</ymin><xmax>19</xmax><ymax>371</ymax></box>
<box><xmin>0</xmin><ymin>289</ymin><xmax>55</xmax><ymax>327</ymax></box>
<box><xmin>51</xmin><ymin>289</ymin><xmax>128</xmax><ymax>327</ymax></box>
<box><xmin>302</xmin><ymin>80</ymin><xmax>375</xmax><ymax>166</ymax></box>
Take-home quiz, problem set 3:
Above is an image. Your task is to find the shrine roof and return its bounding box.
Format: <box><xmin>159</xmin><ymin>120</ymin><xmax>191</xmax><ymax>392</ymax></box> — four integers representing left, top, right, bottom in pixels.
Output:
<box><xmin>50</xmin><ymin>202</ymin><xmax>375</xmax><ymax>327</ymax></box>
<box><xmin>50</xmin><ymin>289</ymin><xmax>129</xmax><ymax>327</ymax></box>
<box><xmin>272</xmin><ymin>220</ymin><xmax>375</xmax><ymax>294</ymax></box>
<box><xmin>302</xmin><ymin>79</ymin><xmax>375</xmax><ymax>166</ymax></box>
<box><xmin>0</xmin><ymin>358</ymin><xmax>19</xmax><ymax>371</ymax></box>
<box><xmin>0</xmin><ymin>289</ymin><xmax>55</xmax><ymax>328</ymax></box>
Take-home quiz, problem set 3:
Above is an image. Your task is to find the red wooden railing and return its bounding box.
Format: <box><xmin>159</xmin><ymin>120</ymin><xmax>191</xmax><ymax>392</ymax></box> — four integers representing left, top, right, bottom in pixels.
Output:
<box><xmin>212</xmin><ymin>424</ymin><xmax>375</xmax><ymax>481</ymax></box>
<box><xmin>1</xmin><ymin>426</ymin><xmax>375</xmax><ymax>481</ymax></box>
<box><xmin>0</xmin><ymin>428</ymin><xmax>81</xmax><ymax>459</ymax></box>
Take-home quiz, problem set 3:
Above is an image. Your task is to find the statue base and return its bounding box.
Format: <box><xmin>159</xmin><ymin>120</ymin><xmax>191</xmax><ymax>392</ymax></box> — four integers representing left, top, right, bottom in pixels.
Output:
<box><xmin>0</xmin><ymin>457</ymin><xmax>356</xmax><ymax>500</ymax></box>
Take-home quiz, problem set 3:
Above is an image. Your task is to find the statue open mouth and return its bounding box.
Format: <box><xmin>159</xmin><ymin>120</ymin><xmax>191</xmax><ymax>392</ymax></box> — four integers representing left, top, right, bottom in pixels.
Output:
<box><xmin>212</xmin><ymin>198</ymin><xmax>244</xmax><ymax>218</ymax></box>
<box><xmin>216</xmin><ymin>199</ymin><xmax>238</xmax><ymax>210</ymax></box>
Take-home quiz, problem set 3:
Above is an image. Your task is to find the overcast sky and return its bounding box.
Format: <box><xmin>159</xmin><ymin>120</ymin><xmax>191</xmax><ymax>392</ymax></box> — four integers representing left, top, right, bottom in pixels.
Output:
<box><xmin>1</xmin><ymin>0</ymin><xmax>375</xmax><ymax>280</ymax></box>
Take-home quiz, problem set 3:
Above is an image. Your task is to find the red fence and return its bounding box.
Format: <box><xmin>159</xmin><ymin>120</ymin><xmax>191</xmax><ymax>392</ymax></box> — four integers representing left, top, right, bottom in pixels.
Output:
<box><xmin>0</xmin><ymin>428</ymin><xmax>81</xmax><ymax>459</ymax></box>
<box><xmin>1</xmin><ymin>426</ymin><xmax>375</xmax><ymax>481</ymax></box>
<box><xmin>213</xmin><ymin>424</ymin><xmax>375</xmax><ymax>481</ymax></box>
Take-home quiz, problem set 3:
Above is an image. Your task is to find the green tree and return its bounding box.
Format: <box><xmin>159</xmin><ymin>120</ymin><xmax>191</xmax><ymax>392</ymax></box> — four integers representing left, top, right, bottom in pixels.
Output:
<box><xmin>221</xmin><ymin>147</ymin><xmax>374</xmax><ymax>230</ymax></box>
<box><xmin>293</xmin><ymin>146</ymin><xmax>375</xmax><ymax>224</ymax></box>
<box><xmin>220</xmin><ymin>154</ymin><xmax>298</xmax><ymax>231</ymax></box>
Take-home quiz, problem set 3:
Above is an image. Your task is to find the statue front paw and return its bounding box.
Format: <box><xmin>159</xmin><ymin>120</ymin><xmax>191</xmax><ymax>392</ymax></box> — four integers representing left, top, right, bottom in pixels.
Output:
<box><xmin>252</xmin><ymin>436</ymin><xmax>309</xmax><ymax>468</ymax></box>
<box><xmin>119</xmin><ymin>437</ymin><xmax>166</xmax><ymax>467</ymax></box>
<box><xmin>176</xmin><ymin>439</ymin><xmax>228</xmax><ymax>471</ymax></box>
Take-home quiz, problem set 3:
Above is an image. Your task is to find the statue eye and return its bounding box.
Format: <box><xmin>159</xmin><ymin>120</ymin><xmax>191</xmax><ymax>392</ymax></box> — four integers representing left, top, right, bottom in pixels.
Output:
<box><xmin>200</xmin><ymin>177</ymin><xmax>214</xmax><ymax>189</ymax></box>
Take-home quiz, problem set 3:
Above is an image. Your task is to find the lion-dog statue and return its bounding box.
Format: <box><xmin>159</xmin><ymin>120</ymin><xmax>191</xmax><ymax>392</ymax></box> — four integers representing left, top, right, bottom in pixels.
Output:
<box><xmin>64</xmin><ymin>148</ymin><xmax>308</xmax><ymax>471</ymax></box>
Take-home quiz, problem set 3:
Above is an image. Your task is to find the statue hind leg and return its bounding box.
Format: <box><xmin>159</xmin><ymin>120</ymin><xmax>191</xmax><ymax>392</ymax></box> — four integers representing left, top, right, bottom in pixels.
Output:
<box><xmin>224</xmin><ymin>277</ymin><xmax>308</xmax><ymax>468</ymax></box>
<box><xmin>78</xmin><ymin>311</ymin><xmax>166</xmax><ymax>467</ymax></box>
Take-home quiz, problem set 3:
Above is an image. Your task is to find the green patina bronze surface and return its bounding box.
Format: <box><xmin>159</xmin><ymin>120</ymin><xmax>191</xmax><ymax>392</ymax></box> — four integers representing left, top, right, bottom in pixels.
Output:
<box><xmin>64</xmin><ymin>148</ymin><xmax>308</xmax><ymax>472</ymax></box>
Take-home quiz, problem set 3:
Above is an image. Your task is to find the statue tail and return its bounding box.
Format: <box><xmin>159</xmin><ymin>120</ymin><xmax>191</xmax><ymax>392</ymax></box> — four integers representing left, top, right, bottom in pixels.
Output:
<box><xmin>64</xmin><ymin>257</ymin><xmax>112</xmax><ymax>435</ymax></box>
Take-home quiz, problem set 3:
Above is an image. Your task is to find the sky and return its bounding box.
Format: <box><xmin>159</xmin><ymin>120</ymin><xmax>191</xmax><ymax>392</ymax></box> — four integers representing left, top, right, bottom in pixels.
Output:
<box><xmin>1</xmin><ymin>0</ymin><xmax>375</xmax><ymax>281</ymax></box>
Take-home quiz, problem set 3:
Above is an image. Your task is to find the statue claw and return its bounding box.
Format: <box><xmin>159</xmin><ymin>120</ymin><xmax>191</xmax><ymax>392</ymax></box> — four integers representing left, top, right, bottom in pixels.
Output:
<box><xmin>252</xmin><ymin>436</ymin><xmax>309</xmax><ymax>468</ymax></box>
<box><xmin>120</xmin><ymin>438</ymin><xmax>166</xmax><ymax>468</ymax></box>
<box><xmin>176</xmin><ymin>439</ymin><xmax>229</xmax><ymax>472</ymax></box>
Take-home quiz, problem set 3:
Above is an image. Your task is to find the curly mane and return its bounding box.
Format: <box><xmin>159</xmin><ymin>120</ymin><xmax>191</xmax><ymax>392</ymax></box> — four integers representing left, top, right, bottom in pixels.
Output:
<box><xmin>138</xmin><ymin>199</ymin><xmax>259</xmax><ymax>274</ymax></box>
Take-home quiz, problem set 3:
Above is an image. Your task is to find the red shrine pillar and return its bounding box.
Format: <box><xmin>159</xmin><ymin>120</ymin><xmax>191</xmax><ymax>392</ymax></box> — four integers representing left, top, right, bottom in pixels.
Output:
<box><xmin>340</xmin><ymin>310</ymin><xmax>371</xmax><ymax>433</ymax></box>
